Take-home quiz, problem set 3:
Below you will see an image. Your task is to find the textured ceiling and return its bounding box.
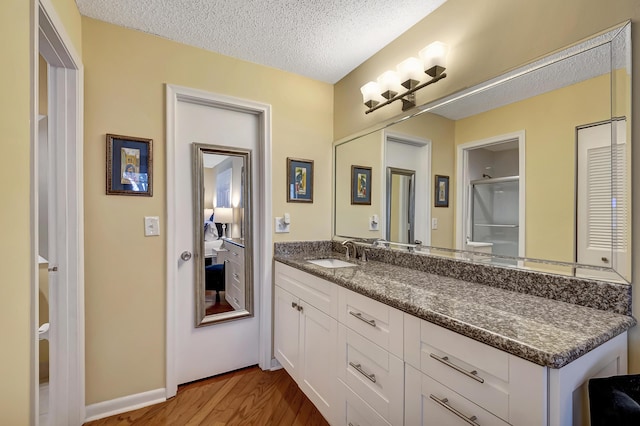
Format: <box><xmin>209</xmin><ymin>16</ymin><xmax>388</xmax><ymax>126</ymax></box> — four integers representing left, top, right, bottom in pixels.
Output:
<box><xmin>422</xmin><ymin>31</ymin><xmax>617</xmax><ymax>120</ymax></box>
<box><xmin>76</xmin><ymin>0</ymin><xmax>447</xmax><ymax>83</ymax></box>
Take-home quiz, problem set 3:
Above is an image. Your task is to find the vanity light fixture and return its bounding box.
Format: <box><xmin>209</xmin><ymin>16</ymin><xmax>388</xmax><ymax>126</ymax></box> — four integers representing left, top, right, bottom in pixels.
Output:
<box><xmin>360</xmin><ymin>41</ymin><xmax>448</xmax><ymax>114</ymax></box>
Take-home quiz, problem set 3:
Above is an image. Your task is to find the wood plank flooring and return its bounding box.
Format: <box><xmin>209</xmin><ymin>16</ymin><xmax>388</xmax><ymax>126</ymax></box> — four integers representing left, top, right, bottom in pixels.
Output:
<box><xmin>84</xmin><ymin>366</ymin><xmax>330</xmax><ymax>426</ymax></box>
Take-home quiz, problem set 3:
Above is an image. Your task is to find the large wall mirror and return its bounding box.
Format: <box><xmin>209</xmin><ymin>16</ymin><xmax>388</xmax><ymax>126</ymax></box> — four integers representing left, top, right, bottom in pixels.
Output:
<box><xmin>334</xmin><ymin>22</ymin><xmax>631</xmax><ymax>283</ymax></box>
<box><xmin>193</xmin><ymin>143</ymin><xmax>254</xmax><ymax>326</ymax></box>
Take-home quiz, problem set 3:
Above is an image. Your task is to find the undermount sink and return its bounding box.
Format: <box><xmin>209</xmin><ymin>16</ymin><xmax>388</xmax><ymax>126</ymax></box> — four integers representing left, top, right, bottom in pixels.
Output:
<box><xmin>307</xmin><ymin>258</ymin><xmax>356</xmax><ymax>268</ymax></box>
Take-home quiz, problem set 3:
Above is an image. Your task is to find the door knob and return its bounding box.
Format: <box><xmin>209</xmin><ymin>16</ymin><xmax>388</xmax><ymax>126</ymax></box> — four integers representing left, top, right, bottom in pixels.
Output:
<box><xmin>181</xmin><ymin>251</ymin><xmax>192</xmax><ymax>261</ymax></box>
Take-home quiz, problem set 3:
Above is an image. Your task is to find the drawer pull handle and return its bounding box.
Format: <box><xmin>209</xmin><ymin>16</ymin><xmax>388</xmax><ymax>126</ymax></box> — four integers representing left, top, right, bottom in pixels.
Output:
<box><xmin>429</xmin><ymin>394</ymin><xmax>480</xmax><ymax>426</ymax></box>
<box><xmin>430</xmin><ymin>353</ymin><xmax>485</xmax><ymax>383</ymax></box>
<box><xmin>232</xmin><ymin>251</ymin><xmax>239</xmax><ymax>256</ymax></box>
<box><xmin>233</xmin><ymin>273</ymin><xmax>239</xmax><ymax>279</ymax></box>
<box><xmin>349</xmin><ymin>311</ymin><xmax>376</xmax><ymax>327</ymax></box>
<box><xmin>349</xmin><ymin>362</ymin><xmax>376</xmax><ymax>383</ymax></box>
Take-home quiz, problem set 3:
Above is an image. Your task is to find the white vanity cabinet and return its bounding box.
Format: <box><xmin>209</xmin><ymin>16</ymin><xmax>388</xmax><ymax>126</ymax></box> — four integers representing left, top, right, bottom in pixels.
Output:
<box><xmin>404</xmin><ymin>314</ymin><xmax>628</xmax><ymax>426</ymax></box>
<box><xmin>273</xmin><ymin>261</ymin><xmax>629</xmax><ymax>426</ymax></box>
<box><xmin>220</xmin><ymin>241</ymin><xmax>244</xmax><ymax>310</ymax></box>
<box><xmin>274</xmin><ymin>262</ymin><xmax>339</xmax><ymax>425</ymax></box>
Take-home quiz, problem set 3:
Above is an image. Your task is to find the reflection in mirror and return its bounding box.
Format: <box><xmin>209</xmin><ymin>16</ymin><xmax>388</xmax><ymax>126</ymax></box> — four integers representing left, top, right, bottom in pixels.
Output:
<box><xmin>193</xmin><ymin>143</ymin><xmax>253</xmax><ymax>326</ymax></box>
<box><xmin>334</xmin><ymin>22</ymin><xmax>631</xmax><ymax>282</ymax></box>
<box><xmin>386</xmin><ymin>168</ymin><xmax>415</xmax><ymax>244</ymax></box>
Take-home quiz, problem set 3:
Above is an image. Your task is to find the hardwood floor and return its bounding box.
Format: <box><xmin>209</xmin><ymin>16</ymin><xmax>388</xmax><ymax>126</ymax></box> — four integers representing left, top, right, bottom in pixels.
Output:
<box><xmin>84</xmin><ymin>366</ymin><xmax>330</xmax><ymax>426</ymax></box>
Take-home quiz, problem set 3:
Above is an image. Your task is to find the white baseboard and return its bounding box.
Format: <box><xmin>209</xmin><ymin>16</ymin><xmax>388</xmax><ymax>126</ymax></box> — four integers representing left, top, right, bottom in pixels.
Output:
<box><xmin>84</xmin><ymin>388</ymin><xmax>166</xmax><ymax>422</ymax></box>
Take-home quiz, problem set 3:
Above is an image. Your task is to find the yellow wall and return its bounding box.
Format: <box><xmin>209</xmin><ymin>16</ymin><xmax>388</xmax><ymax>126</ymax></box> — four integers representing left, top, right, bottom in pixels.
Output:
<box><xmin>82</xmin><ymin>17</ymin><xmax>333</xmax><ymax>404</ymax></box>
<box><xmin>335</xmin><ymin>132</ymin><xmax>383</xmax><ymax>238</ymax></box>
<box><xmin>334</xmin><ymin>0</ymin><xmax>640</xmax><ymax>374</ymax></box>
<box><xmin>0</xmin><ymin>1</ymin><xmax>32</xmax><ymax>423</ymax></box>
<box><xmin>49</xmin><ymin>0</ymin><xmax>82</xmax><ymax>56</ymax></box>
<box><xmin>455</xmin><ymin>75</ymin><xmax>610</xmax><ymax>264</ymax></box>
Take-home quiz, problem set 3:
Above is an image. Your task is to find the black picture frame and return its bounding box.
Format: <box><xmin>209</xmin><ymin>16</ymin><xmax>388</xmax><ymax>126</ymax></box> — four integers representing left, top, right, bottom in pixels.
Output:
<box><xmin>434</xmin><ymin>174</ymin><xmax>449</xmax><ymax>207</ymax></box>
<box><xmin>351</xmin><ymin>165</ymin><xmax>372</xmax><ymax>205</ymax></box>
<box><xmin>287</xmin><ymin>157</ymin><xmax>314</xmax><ymax>203</ymax></box>
<box><xmin>106</xmin><ymin>134</ymin><xmax>153</xmax><ymax>196</ymax></box>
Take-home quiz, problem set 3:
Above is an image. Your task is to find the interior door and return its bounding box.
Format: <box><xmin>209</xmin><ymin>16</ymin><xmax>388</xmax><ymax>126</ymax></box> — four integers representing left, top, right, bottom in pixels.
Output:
<box><xmin>175</xmin><ymin>99</ymin><xmax>260</xmax><ymax>385</ymax></box>
<box><xmin>576</xmin><ymin>120</ymin><xmax>628</xmax><ymax>280</ymax></box>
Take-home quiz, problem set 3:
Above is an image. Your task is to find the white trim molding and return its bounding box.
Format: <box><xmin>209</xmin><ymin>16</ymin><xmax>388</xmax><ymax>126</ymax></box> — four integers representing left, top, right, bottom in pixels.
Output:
<box><xmin>165</xmin><ymin>84</ymin><xmax>273</xmax><ymax>398</ymax></box>
<box><xmin>33</xmin><ymin>0</ymin><xmax>85</xmax><ymax>424</ymax></box>
<box><xmin>84</xmin><ymin>388</ymin><xmax>166</xmax><ymax>422</ymax></box>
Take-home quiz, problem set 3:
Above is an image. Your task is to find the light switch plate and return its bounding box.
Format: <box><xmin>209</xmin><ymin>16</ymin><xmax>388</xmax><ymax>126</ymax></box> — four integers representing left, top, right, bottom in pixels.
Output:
<box><xmin>145</xmin><ymin>216</ymin><xmax>160</xmax><ymax>236</ymax></box>
<box><xmin>275</xmin><ymin>217</ymin><xmax>290</xmax><ymax>233</ymax></box>
<box><xmin>431</xmin><ymin>218</ymin><xmax>438</xmax><ymax>230</ymax></box>
<box><xmin>369</xmin><ymin>215</ymin><xmax>379</xmax><ymax>231</ymax></box>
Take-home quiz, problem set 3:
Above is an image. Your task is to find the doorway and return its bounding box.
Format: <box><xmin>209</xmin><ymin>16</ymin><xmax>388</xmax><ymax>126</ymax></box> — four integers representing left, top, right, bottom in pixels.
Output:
<box><xmin>32</xmin><ymin>1</ymin><xmax>85</xmax><ymax>424</ymax></box>
<box><xmin>165</xmin><ymin>85</ymin><xmax>273</xmax><ymax>398</ymax></box>
<box><xmin>456</xmin><ymin>131</ymin><xmax>525</xmax><ymax>263</ymax></box>
<box><xmin>384</xmin><ymin>131</ymin><xmax>431</xmax><ymax>246</ymax></box>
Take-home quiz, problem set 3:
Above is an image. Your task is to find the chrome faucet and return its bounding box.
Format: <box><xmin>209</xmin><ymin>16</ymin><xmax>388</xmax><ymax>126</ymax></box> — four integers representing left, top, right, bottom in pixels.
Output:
<box><xmin>341</xmin><ymin>239</ymin><xmax>358</xmax><ymax>260</ymax></box>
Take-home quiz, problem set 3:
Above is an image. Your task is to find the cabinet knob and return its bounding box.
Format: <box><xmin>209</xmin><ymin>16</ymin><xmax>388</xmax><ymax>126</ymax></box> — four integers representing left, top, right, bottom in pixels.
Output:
<box><xmin>291</xmin><ymin>302</ymin><xmax>298</xmax><ymax>309</ymax></box>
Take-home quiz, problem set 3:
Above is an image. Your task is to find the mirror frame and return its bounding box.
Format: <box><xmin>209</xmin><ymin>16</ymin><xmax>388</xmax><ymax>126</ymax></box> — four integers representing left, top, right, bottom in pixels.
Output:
<box><xmin>333</xmin><ymin>21</ymin><xmax>631</xmax><ymax>282</ymax></box>
<box><xmin>193</xmin><ymin>143</ymin><xmax>254</xmax><ymax>326</ymax></box>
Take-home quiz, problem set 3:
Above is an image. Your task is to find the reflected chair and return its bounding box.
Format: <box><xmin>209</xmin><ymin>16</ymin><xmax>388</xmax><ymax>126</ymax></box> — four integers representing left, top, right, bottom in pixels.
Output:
<box><xmin>205</xmin><ymin>262</ymin><xmax>225</xmax><ymax>303</ymax></box>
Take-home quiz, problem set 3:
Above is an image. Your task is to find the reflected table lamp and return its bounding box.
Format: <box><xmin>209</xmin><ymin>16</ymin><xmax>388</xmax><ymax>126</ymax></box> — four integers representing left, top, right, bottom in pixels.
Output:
<box><xmin>216</xmin><ymin>208</ymin><xmax>233</xmax><ymax>239</ymax></box>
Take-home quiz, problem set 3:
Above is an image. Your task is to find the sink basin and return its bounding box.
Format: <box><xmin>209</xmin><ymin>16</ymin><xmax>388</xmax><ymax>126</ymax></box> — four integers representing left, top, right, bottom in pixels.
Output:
<box><xmin>307</xmin><ymin>258</ymin><xmax>356</xmax><ymax>268</ymax></box>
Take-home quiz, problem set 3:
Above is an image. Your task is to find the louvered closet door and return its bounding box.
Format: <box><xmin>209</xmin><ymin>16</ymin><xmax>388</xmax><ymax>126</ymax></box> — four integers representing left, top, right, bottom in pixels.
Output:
<box><xmin>576</xmin><ymin>120</ymin><xmax>628</xmax><ymax>279</ymax></box>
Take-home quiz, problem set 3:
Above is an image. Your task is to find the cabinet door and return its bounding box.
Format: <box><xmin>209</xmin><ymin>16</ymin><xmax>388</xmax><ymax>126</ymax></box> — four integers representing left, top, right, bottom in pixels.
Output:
<box><xmin>299</xmin><ymin>300</ymin><xmax>338</xmax><ymax>425</ymax></box>
<box><xmin>274</xmin><ymin>286</ymin><xmax>300</xmax><ymax>377</ymax></box>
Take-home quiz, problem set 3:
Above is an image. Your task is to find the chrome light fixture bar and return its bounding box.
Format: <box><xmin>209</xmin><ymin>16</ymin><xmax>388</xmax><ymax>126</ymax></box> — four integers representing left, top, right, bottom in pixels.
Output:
<box><xmin>361</xmin><ymin>41</ymin><xmax>449</xmax><ymax>114</ymax></box>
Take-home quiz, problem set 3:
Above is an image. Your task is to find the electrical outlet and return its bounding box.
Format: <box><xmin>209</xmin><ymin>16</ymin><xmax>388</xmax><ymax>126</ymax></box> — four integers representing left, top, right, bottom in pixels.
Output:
<box><xmin>275</xmin><ymin>217</ymin><xmax>290</xmax><ymax>233</ymax></box>
<box><xmin>431</xmin><ymin>218</ymin><xmax>438</xmax><ymax>230</ymax></box>
<box><xmin>144</xmin><ymin>216</ymin><xmax>160</xmax><ymax>236</ymax></box>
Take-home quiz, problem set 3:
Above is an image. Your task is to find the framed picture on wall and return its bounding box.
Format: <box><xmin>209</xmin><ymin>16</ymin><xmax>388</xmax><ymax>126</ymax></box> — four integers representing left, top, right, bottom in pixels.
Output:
<box><xmin>106</xmin><ymin>134</ymin><xmax>153</xmax><ymax>196</ymax></box>
<box><xmin>287</xmin><ymin>157</ymin><xmax>314</xmax><ymax>202</ymax></box>
<box><xmin>434</xmin><ymin>174</ymin><xmax>449</xmax><ymax>207</ymax></box>
<box><xmin>351</xmin><ymin>165</ymin><xmax>372</xmax><ymax>205</ymax></box>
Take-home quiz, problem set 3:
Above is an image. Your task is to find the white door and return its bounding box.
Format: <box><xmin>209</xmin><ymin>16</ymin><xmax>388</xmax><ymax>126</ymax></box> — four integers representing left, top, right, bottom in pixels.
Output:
<box><xmin>576</xmin><ymin>120</ymin><xmax>628</xmax><ymax>281</ymax></box>
<box><xmin>174</xmin><ymin>99</ymin><xmax>260</xmax><ymax>385</ymax></box>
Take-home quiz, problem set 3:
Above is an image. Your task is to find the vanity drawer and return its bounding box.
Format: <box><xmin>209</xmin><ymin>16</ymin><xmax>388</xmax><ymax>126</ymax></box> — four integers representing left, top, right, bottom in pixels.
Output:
<box><xmin>338</xmin><ymin>287</ymin><xmax>403</xmax><ymax>358</ymax></box>
<box><xmin>222</xmin><ymin>242</ymin><xmax>244</xmax><ymax>265</ymax></box>
<box><xmin>337</xmin><ymin>324</ymin><xmax>404</xmax><ymax>426</ymax></box>
<box><xmin>225</xmin><ymin>274</ymin><xmax>244</xmax><ymax>309</ymax></box>
<box><xmin>420</xmin><ymin>371</ymin><xmax>510</xmax><ymax>426</ymax></box>
<box><xmin>224</xmin><ymin>258</ymin><xmax>244</xmax><ymax>283</ymax></box>
<box><xmin>274</xmin><ymin>262</ymin><xmax>338</xmax><ymax>318</ymax></box>
<box><xmin>339</xmin><ymin>379</ymin><xmax>391</xmax><ymax>426</ymax></box>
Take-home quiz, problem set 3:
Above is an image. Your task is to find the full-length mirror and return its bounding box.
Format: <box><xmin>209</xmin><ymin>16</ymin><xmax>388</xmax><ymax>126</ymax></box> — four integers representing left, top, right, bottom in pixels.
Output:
<box><xmin>334</xmin><ymin>22</ymin><xmax>631</xmax><ymax>282</ymax></box>
<box><xmin>193</xmin><ymin>143</ymin><xmax>253</xmax><ymax>326</ymax></box>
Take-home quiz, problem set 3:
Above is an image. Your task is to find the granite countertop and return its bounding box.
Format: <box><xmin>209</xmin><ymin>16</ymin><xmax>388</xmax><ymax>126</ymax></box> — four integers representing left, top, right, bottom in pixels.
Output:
<box><xmin>274</xmin><ymin>249</ymin><xmax>636</xmax><ymax>369</ymax></box>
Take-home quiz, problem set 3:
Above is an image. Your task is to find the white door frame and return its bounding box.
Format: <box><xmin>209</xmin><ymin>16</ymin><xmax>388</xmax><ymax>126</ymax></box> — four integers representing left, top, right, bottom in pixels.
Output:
<box><xmin>455</xmin><ymin>131</ymin><xmax>526</xmax><ymax>257</ymax></box>
<box><xmin>383</xmin><ymin>130</ymin><xmax>432</xmax><ymax>246</ymax></box>
<box><xmin>165</xmin><ymin>85</ymin><xmax>273</xmax><ymax>398</ymax></box>
<box><xmin>31</xmin><ymin>0</ymin><xmax>85</xmax><ymax>424</ymax></box>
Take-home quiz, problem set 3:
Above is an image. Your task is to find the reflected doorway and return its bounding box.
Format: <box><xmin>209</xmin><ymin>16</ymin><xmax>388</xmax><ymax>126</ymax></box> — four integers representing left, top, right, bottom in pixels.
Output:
<box><xmin>386</xmin><ymin>167</ymin><xmax>416</xmax><ymax>244</ymax></box>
